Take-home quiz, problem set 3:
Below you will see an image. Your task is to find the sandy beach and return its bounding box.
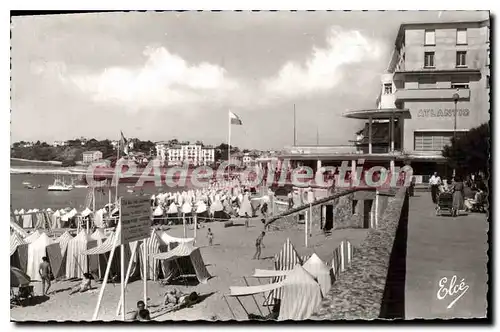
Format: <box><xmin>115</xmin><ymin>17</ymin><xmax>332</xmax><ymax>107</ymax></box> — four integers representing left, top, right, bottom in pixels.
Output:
<box><xmin>11</xmin><ymin>216</ymin><xmax>368</xmax><ymax>322</ymax></box>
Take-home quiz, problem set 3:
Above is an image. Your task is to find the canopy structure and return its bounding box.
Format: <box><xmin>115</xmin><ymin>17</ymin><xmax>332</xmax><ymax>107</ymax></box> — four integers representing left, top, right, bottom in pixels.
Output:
<box><xmin>10</xmin><ymin>233</ymin><xmax>29</xmax><ymax>272</ymax></box>
<box><xmin>91</xmin><ymin>228</ymin><xmax>107</xmax><ymax>243</ymax></box>
<box><xmin>210</xmin><ymin>200</ymin><xmax>224</xmax><ymax>213</ymax></box>
<box><xmin>158</xmin><ymin>231</ymin><xmax>194</xmax><ymax>249</ymax></box>
<box><xmin>252</xmin><ymin>269</ymin><xmax>289</xmax><ymax>278</ymax></box>
<box><xmin>229</xmin><ymin>265</ymin><xmax>322</xmax><ymax>321</ymax></box>
<box><xmin>10</xmin><ymin>221</ymin><xmax>28</xmax><ymax>238</ymax></box>
<box><xmin>152</xmin><ymin>241</ymin><xmax>211</xmax><ymax>284</ymax></box>
<box><xmin>302</xmin><ymin>253</ymin><xmax>332</xmax><ymax>296</ymax></box>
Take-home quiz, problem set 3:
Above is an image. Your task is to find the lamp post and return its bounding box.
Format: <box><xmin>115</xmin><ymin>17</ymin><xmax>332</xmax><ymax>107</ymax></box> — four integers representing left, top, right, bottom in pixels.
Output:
<box><xmin>452</xmin><ymin>90</ymin><xmax>460</xmax><ymax>178</ymax></box>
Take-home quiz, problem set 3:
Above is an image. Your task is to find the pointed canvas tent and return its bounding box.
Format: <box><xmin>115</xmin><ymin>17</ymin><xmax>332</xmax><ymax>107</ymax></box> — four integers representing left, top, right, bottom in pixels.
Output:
<box><xmin>10</xmin><ymin>233</ymin><xmax>29</xmax><ymax>271</ymax></box>
<box><xmin>22</xmin><ymin>210</ymin><xmax>33</xmax><ymax>229</ymax></box>
<box><xmin>152</xmin><ymin>241</ymin><xmax>211</xmax><ymax>284</ymax></box>
<box><xmin>51</xmin><ymin>210</ymin><xmax>62</xmax><ymax>229</ymax></box>
<box><xmin>268</xmin><ymin>238</ymin><xmax>303</xmax><ymax>305</ymax></box>
<box><xmin>302</xmin><ymin>253</ymin><xmax>332</xmax><ymax>296</ymax></box>
<box><xmin>229</xmin><ymin>265</ymin><xmax>322</xmax><ymax>321</ymax></box>
<box><xmin>26</xmin><ymin>233</ymin><xmax>62</xmax><ymax>281</ymax></box>
<box><xmin>278</xmin><ymin>265</ymin><xmax>322</xmax><ymax>320</ymax></box>
<box><xmin>238</xmin><ymin>194</ymin><xmax>253</xmax><ymax>217</ymax></box>
<box><xmin>91</xmin><ymin>228</ymin><xmax>107</xmax><ymax>243</ymax></box>
<box><xmin>10</xmin><ymin>221</ymin><xmax>28</xmax><ymax>238</ymax></box>
<box><xmin>66</xmin><ymin>230</ymin><xmax>98</xmax><ymax>279</ymax></box>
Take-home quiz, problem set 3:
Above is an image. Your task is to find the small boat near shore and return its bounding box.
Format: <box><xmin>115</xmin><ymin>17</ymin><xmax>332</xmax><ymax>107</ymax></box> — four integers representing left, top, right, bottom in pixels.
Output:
<box><xmin>48</xmin><ymin>178</ymin><xmax>72</xmax><ymax>192</ymax></box>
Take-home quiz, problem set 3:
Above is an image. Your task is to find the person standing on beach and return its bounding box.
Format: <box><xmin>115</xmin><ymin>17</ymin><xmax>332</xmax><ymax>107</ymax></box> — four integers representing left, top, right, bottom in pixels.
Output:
<box><xmin>287</xmin><ymin>191</ymin><xmax>294</xmax><ymax>210</ymax></box>
<box><xmin>245</xmin><ymin>212</ymin><xmax>250</xmax><ymax>228</ymax></box>
<box><xmin>207</xmin><ymin>228</ymin><xmax>214</xmax><ymax>246</ymax></box>
<box><xmin>39</xmin><ymin>257</ymin><xmax>52</xmax><ymax>296</ymax></box>
<box><xmin>253</xmin><ymin>231</ymin><xmax>266</xmax><ymax>260</ymax></box>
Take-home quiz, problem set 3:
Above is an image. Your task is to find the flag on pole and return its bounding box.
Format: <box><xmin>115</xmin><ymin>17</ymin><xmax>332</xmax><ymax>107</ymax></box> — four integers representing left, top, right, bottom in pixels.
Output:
<box><xmin>120</xmin><ymin>131</ymin><xmax>129</xmax><ymax>155</ymax></box>
<box><xmin>229</xmin><ymin>111</ymin><xmax>243</xmax><ymax>125</ymax></box>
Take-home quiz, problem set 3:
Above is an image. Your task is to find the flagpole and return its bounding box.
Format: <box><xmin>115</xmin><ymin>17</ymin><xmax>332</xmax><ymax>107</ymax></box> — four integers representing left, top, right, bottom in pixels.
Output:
<box><xmin>228</xmin><ymin>110</ymin><xmax>231</xmax><ymax>163</ymax></box>
<box><xmin>115</xmin><ymin>133</ymin><xmax>120</xmax><ymax>203</ymax></box>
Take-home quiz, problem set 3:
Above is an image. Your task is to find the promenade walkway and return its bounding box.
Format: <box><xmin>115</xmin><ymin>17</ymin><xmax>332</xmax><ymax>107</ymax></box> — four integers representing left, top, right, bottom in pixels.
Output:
<box><xmin>405</xmin><ymin>192</ymin><xmax>489</xmax><ymax>319</ymax></box>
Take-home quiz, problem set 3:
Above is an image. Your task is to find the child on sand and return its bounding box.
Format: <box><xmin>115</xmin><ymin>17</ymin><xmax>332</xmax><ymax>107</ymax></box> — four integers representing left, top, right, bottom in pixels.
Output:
<box><xmin>207</xmin><ymin>228</ymin><xmax>214</xmax><ymax>246</ymax></box>
<box><xmin>69</xmin><ymin>273</ymin><xmax>92</xmax><ymax>295</ymax></box>
<box><xmin>253</xmin><ymin>231</ymin><xmax>266</xmax><ymax>260</ymax></box>
<box><xmin>245</xmin><ymin>212</ymin><xmax>250</xmax><ymax>228</ymax></box>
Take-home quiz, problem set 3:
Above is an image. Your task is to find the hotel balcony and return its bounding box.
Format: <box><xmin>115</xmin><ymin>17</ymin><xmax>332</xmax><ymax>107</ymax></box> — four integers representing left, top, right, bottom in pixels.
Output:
<box><xmin>395</xmin><ymin>88</ymin><xmax>470</xmax><ymax>101</ymax></box>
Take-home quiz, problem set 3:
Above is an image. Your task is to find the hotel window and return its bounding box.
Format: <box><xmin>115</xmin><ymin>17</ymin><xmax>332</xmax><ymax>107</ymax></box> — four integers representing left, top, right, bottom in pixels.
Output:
<box><xmin>414</xmin><ymin>132</ymin><xmax>453</xmax><ymax>151</ymax></box>
<box><xmin>456</xmin><ymin>28</ymin><xmax>467</xmax><ymax>45</ymax></box>
<box><xmin>424</xmin><ymin>29</ymin><xmax>436</xmax><ymax>46</ymax></box>
<box><xmin>456</xmin><ymin>51</ymin><xmax>467</xmax><ymax>67</ymax></box>
<box><xmin>383</xmin><ymin>83</ymin><xmax>392</xmax><ymax>94</ymax></box>
<box><xmin>424</xmin><ymin>52</ymin><xmax>435</xmax><ymax>68</ymax></box>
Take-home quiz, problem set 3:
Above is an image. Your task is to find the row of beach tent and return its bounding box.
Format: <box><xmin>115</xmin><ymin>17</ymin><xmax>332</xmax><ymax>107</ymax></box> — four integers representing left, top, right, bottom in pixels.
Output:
<box><xmin>10</xmin><ymin>228</ymin><xmax>211</xmax><ymax>285</ymax></box>
<box><xmin>227</xmin><ymin>238</ymin><xmax>353</xmax><ymax>320</ymax></box>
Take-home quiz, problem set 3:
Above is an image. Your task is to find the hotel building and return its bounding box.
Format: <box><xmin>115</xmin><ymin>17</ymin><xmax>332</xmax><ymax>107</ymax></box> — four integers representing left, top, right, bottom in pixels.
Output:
<box><xmin>155</xmin><ymin>142</ymin><xmax>215</xmax><ymax>166</ymax></box>
<box><xmin>277</xmin><ymin>19</ymin><xmax>490</xmax><ymax>183</ymax></box>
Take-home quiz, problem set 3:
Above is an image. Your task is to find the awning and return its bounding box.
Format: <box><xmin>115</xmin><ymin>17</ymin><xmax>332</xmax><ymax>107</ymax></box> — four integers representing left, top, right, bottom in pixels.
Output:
<box><xmin>229</xmin><ymin>281</ymin><xmax>284</xmax><ymax>297</ymax></box>
<box><xmin>151</xmin><ymin>241</ymin><xmax>196</xmax><ymax>261</ymax></box>
<box><xmin>252</xmin><ymin>269</ymin><xmax>289</xmax><ymax>278</ymax></box>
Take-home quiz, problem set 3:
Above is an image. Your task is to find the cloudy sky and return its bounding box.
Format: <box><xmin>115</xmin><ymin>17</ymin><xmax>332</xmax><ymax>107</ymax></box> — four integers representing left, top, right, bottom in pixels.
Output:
<box><xmin>11</xmin><ymin>11</ymin><xmax>488</xmax><ymax>150</ymax></box>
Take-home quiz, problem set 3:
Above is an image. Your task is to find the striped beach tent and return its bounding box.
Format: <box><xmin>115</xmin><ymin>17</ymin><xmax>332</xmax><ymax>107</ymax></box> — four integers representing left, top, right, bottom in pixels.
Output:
<box><xmin>267</xmin><ymin>238</ymin><xmax>303</xmax><ymax>305</ymax></box>
<box><xmin>10</xmin><ymin>232</ymin><xmax>29</xmax><ymax>273</ymax></box>
<box><xmin>331</xmin><ymin>240</ymin><xmax>353</xmax><ymax>280</ymax></box>
<box><xmin>56</xmin><ymin>231</ymin><xmax>73</xmax><ymax>256</ymax></box>
<box><xmin>91</xmin><ymin>228</ymin><xmax>107</xmax><ymax>243</ymax></box>
<box><xmin>138</xmin><ymin>230</ymin><xmax>168</xmax><ymax>280</ymax></box>
<box><xmin>26</xmin><ymin>233</ymin><xmax>61</xmax><ymax>281</ymax></box>
<box><xmin>10</xmin><ymin>220</ymin><xmax>28</xmax><ymax>238</ymax></box>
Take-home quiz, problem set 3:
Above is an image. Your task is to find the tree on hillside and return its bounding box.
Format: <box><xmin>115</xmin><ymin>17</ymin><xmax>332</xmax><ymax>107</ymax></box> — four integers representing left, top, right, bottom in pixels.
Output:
<box><xmin>442</xmin><ymin>123</ymin><xmax>490</xmax><ymax>177</ymax></box>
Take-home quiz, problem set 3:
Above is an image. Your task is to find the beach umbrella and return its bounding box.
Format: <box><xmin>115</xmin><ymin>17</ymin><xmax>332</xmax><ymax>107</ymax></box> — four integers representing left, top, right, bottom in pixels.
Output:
<box><xmin>167</xmin><ymin>203</ymin><xmax>178</xmax><ymax>214</ymax></box>
<box><xmin>11</xmin><ymin>267</ymin><xmax>31</xmax><ymax>287</ymax></box>
<box><xmin>181</xmin><ymin>202</ymin><xmax>192</xmax><ymax>214</ymax></box>
<box><xmin>19</xmin><ymin>209</ymin><xmax>25</xmax><ymax>214</ymax></box>
<box><xmin>14</xmin><ymin>209</ymin><xmax>19</xmax><ymax>215</ymax></box>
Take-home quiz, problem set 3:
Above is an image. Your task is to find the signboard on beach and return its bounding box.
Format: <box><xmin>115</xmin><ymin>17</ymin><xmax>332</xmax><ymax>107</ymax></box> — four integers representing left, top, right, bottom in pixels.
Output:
<box><xmin>119</xmin><ymin>197</ymin><xmax>151</xmax><ymax>244</ymax></box>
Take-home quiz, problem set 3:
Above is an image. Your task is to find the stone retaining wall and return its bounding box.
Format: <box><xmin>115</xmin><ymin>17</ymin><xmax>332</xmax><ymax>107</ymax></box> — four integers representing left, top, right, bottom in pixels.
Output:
<box><xmin>310</xmin><ymin>187</ymin><xmax>408</xmax><ymax>320</ymax></box>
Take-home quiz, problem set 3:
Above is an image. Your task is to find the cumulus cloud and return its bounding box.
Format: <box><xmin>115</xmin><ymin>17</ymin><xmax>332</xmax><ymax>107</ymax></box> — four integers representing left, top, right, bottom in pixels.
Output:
<box><xmin>61</xmin><ymin>46</ymin><xmax>240</xmax><ymax>110</ymax></box>
<box><xmin>261</xmin><ymin>27</ymin><xmax>383</xmax><ymax>99</ymax></box>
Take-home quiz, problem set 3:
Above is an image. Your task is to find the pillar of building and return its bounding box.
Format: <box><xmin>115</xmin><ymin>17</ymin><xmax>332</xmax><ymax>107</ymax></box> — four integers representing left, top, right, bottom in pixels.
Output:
<box><xmin>390</xmin><ymin>159</ymin><xmax>395</xmax><ymax>174</ymax></box>
<box><xmin>317</xmin><ymin>160</ymin><xmax>322</xmax><ymax>172</ymax></box>
<box><xmin>390</xmin><ymin>116</ymin><xmax>395</xmax><ymax>152</ymax></box>
<box><xmin>351</xmin><ymin>159</ymin><xmax>356</xmax><ymax>184</ymax></box>
<box><xmin>368</xmin><ymin>116</ymin><xmax>373</xmax><ymax>154</ymax></box>
<box><xmin>399</xmin><ymin>117</ymin><xmax>404</xmax><ymax>152</ymax></box>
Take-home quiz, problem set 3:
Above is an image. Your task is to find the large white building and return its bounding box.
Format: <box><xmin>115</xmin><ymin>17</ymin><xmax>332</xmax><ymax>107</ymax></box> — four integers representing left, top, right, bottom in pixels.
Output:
<box><xmin>155</xmin><ymin>143</ymin><xmax>215</xmax><ymax>166</ymax></box>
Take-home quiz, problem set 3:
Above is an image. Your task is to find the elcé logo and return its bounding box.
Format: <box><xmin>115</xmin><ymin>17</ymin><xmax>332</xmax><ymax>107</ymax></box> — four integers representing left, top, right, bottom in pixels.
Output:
<box><xmin>436</xmin><ymin>275</ymin><xmax>470</xmax><ymax>309</ymax></box>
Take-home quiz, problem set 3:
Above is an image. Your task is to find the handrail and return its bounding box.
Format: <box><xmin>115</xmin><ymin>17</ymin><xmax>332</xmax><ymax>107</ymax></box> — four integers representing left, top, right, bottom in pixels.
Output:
<box><xmin>265</xmin><ymin>188</ymin><xmax>364</xmax><ymax>226</ymax></box>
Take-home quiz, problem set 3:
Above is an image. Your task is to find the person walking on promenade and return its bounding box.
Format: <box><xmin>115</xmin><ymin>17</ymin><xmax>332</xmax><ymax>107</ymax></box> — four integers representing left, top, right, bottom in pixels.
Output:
<box><xmin>207</xmin><ymin>228</ymin><xmax>214</xmax><ymax>246</ymax></box>
<box><xmin>245</xmin><ymin>212</ymin><xmax>250</xmax><ymax>228</ymax></box>
<box><xmin>452</xmin><ymin>176</ymin><xmax>465</xmax><ymax>217</ymax></box>
<box><xmin>39</xmin><ymin>257</ymin><xmax>52</xmax><ymax>296</ymax></box>
<box><xmin>253</xmin><ymin>231</ymin><xmax>266</xmax><ymax>260</ymax></box>
<box><xmin>429</xmin><ymin>172</ymin><xmax>442</xmax><ymax>204</ymax></box>
<box><xmin>287</xmin><ymin>191</ymin><xmax>294</xmax><ymax>210</ymax></box>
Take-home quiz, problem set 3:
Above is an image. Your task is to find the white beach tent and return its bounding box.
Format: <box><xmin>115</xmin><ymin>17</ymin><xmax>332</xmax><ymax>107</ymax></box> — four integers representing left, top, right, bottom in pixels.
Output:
<box><xmin>24</xmin><ymin>230</ymin><xmax>42</xmax><ymax>244</ymax></box>
<box><xmin>56</xmin><ymin>231</ymin><xmax>74</xmax><ymax>257</ymax></box>
<box><xmin>51</xmin><ymin>210</ymin><xmax>62</xmax><ymax>229</ymax></box>
<box><xmin>66</xmin><ymin>230</ymin><xmax>97</xmax><ymax>279</ymax></box>
<box><xmin>254</xmin><ymin>254</ymin><xmax>332</xmax><ymax>297</ymax></box>
<box><xmin>166</xmin><ymin>202</ymin><xmax>178</xmax><ymax>215</ymax></box>
<box><xmin>158</xmin><ymin>231</ymin><xmax>194</xmax><ymax>250</ymax></box>
<box><xmin>302</xmin><ymin>253</ymin><xmax>332</xmax><ymax>296</ymax></box>
<box><xmin>26</xmin><ymin>232</ymin><xmax>62</xmax><ymax>281</ymax></box>
<box><xmin>238</xmin><ymin>194</ymin><xmax>253</xmax><ymax>217</ymax></box>
<box><xmin>229</xmin><ymin>265</ymin><xmax>322</xmax><ymax>321</ymax></box>
<box><xmin>151</xmin><ymin>241</ymin><xmax>211</xmax><ymax>284</ymax></box>
<box><xmin>181</xmin><ymin>202</ymin><xmax>193</xmax><ymax>214</ymax></box>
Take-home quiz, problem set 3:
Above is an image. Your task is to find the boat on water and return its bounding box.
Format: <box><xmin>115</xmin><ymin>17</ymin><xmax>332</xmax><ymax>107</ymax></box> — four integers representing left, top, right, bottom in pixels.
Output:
<box><xmin>48</xmin><ymin>177</ymin><xmax>72</xmax><ymax>192</ymax></box>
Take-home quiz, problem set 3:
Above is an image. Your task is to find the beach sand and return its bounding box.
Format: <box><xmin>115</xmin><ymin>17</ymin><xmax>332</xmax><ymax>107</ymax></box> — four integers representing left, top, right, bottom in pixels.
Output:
<box><xmin>11</xmin><ymin>217</ymin><xmax>368</xmax><ymax>322</ymax></box>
